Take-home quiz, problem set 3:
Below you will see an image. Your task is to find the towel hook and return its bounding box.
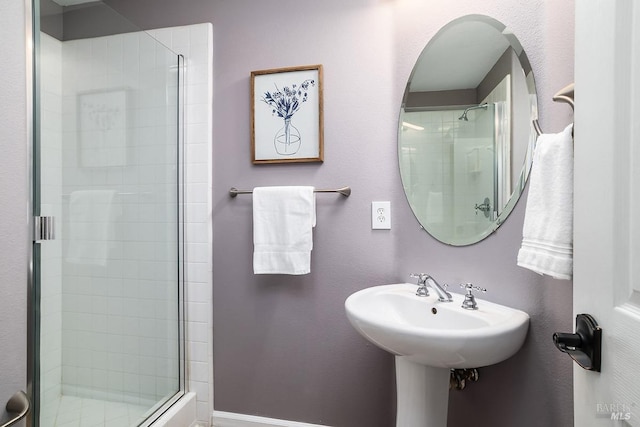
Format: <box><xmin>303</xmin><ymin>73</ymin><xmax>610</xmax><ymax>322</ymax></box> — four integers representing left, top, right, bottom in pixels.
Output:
<box><xmin>552</xmin><ymin>83</ymin><xmax>575</xmax><ymax>110</ymax></box>
<box><xmin>533</xmin><ymin>83</ymin><xmax>574</xmax><ymax>136</ymax></box>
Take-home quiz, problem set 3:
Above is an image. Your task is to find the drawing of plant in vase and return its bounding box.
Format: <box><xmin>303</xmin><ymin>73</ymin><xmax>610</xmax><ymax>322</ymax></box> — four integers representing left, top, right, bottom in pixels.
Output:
<box><xmin>260</xmin><ymin>78</ymin><xmax>315</xmax><ymax>155</ymax></box>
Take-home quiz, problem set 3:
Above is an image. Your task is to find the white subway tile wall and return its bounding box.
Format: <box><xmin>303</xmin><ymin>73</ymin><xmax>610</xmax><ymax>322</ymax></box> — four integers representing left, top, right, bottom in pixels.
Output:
<box><xmin>39</xmin><ymin>32</ymin><xmax>64</xmax><ymax>424</ymax></box>
<box><xmin>147</xmin><ymin>24</ymin><xmax>214</xmax><ymax>426</ymax></box>
<box><xmin>38</xmin><ymin>23</ymin><xmax>212</xmax><ymax>426</ymax></box>
<box><xmin>60</xmin><ymin>27</ymin><xmax>180</xmax><ymax>408</ymax></box>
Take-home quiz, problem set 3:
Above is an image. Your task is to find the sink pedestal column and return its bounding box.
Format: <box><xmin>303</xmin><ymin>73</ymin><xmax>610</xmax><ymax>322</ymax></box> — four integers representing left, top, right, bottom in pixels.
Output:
<box><xmin>395</xmin><ymin>356</ymin><xmax>449</xmax><ymax>427</ymax></box>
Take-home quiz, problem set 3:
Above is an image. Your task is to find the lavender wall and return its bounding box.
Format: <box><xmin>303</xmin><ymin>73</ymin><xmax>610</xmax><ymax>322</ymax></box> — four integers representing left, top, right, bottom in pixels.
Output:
<box><xmin>106</xmin><ymin>1</ymin><xmax>576</xmax><ymax>426</ymax></box>
<box><xmin>0</xmin><ymin>0</ymin><xmax>29</xmax><ymax>421</ymax></box>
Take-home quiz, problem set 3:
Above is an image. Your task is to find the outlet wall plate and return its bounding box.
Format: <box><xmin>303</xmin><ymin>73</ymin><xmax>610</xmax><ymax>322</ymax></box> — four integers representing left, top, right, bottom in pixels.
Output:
<box><xmin>372</xmin><ymin>201</ymin><xmax>391</xmax><ymax>229</ymax></box>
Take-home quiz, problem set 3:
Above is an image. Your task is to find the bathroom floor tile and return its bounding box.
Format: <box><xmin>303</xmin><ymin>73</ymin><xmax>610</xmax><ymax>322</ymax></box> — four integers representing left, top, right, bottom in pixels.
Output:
<box><xmin>44</xmin><ymin>395</ymin><xmax>153</xmax><ymax>427</ymax></box>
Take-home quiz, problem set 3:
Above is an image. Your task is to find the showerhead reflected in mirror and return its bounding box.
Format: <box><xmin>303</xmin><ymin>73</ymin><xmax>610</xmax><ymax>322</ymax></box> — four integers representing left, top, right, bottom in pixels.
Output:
<box><xmin>398</xmin><ymin>15</ymin><xmax>538</xmax><ymax>246</ymax></box>
<box><xmin>458</xmin><ymin>103</ymin><xmax>488</xmax><ymax>121</ymax></box>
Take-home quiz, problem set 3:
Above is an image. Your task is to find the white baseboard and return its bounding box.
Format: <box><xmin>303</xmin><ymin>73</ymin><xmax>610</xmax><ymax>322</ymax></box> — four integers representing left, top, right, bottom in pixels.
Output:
<box><xmin>212</xmin><ymin>411</ymin><xmax>332</xmax><ymax>427</ymax></box>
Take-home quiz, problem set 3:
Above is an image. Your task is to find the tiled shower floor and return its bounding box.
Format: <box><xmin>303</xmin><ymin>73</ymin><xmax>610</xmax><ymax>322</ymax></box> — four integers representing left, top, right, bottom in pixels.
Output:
<box><xmin>42</xmin><ymin>396</ymin><xmax>151</xmax><ymax>427</ymax></box>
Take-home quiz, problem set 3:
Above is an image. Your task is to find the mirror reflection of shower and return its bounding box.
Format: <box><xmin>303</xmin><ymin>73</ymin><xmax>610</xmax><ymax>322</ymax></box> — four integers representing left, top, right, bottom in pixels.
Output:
<box><xmin>399</xmin><ymin>103</ymin><xmax>497</xmax><ymax>245</ymax></box>
<box><xmin>458</xmin><ymin>103</ymin><xmax>489</xmax><ymax>121</ymax></box>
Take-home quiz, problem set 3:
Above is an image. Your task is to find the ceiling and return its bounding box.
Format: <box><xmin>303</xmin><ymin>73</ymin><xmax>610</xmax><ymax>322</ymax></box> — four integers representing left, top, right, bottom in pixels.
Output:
<box><xmin>409</xmin><ymin>20</ymin><xmax>510</xmax><ymax>93</ymax></box>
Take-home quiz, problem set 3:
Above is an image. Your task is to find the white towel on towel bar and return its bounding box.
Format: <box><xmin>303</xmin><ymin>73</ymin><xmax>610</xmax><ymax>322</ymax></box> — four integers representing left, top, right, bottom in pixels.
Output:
<box><xmin>253</xmin><ymin>186</ymin><xmax>316</xmax><ymax>275</ymax></box>
<box><xmin>517</xmin><ymin>124</ymin><xmax>573</xmax><ymax>280</ymax></box>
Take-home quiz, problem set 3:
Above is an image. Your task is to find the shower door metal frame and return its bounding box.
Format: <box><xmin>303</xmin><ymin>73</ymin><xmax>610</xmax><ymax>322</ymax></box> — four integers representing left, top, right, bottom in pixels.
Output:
<box><xmin>26</xmin><ymin>0</ymin><xmax>39</xmax><ymax>424</ymax></box>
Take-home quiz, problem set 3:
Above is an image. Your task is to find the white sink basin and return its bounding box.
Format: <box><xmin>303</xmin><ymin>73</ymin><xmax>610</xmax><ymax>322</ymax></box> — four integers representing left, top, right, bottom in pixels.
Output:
<box><xmin>345</xmin><ymin>283</ymin><xmax>530</xmax><ymax>368</ymax></box>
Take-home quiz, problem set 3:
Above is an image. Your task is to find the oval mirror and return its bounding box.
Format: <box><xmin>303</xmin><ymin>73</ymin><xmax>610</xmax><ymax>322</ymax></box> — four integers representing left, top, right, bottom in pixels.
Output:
<box><xmin>398</xmin><ymin>15</ymin><xmax>538</xmax><ymax>246</ymax></box>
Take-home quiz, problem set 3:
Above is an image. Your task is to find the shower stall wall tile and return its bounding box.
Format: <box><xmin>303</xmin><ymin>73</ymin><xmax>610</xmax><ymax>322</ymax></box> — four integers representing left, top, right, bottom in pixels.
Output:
<box><xmin>40</xmin><ymin>22</ymin><xmax>212</xmax><ymax>427</ymax></box>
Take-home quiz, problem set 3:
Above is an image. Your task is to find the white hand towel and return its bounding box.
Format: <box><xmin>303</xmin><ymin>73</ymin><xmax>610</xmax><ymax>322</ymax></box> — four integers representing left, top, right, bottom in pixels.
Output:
<box><xmin>253</xmin><ymin>186</ymin><xmax>316</xmax><ymax>275</ymax></box>
<box><xmin>517</xmin><ymin>124</ymin><xmax>573</xmax><ymax>280</ymax></box>
<box><xmin>66</xmin><ymin>190</ymin><xmax>116</xmax><ymax>266</ymax></box>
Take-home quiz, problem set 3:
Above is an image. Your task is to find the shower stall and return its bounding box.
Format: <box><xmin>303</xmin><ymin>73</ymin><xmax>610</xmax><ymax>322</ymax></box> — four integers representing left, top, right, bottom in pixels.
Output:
<box><xmin>31</xmin><ymin>1</ymin><xmax>186</xmax><ymax>425</ymax></box>
<box><xmin>400</xmin><ymin>103</ymin><xmax>504</xmax><ymax>245</ymax></box>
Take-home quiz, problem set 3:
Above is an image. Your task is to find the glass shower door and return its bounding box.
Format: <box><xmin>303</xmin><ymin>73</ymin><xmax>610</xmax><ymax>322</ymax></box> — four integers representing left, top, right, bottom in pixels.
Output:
<box><xmin>34</xmin><ymin>2</ymin><xmax>184</xmax><ymax>426</ymax></box>
<box><xmin>451</xmin><ymin>104</ymin><xmax>496</xmax><ymax>242</ymax></box>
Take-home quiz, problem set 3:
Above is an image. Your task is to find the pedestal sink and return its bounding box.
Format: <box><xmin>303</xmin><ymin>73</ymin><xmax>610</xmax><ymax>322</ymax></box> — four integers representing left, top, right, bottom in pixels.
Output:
<box><xmin>345</xmin><ymin>283</ymin><xmax>529</xmax><ymax>427</ymax></box>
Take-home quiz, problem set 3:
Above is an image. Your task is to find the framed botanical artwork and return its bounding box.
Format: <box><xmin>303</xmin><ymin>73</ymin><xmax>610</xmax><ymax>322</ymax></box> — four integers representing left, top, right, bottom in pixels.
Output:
<box><xmin>251</xmin><ymin>64</ymin><xmax>324</xmax><ymax>164</ymax></box>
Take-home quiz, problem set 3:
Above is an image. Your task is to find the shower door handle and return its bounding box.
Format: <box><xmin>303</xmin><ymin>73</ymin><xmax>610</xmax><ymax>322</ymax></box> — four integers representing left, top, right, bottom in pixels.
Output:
<box><xmin>34</xmin><ymin>216</ymin><xmax>55</xmax><ymax>241</ymax></box>
<box><xmin>0</xmin><ymin>391</ymin><xmax>30</xmax><ymax>427</ymax></box>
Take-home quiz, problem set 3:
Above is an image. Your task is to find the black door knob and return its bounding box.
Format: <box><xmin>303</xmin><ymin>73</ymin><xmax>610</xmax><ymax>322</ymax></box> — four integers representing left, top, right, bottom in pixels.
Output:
<box><xmin>553</xmin><ymin>313</ymin><xmax>602</xmax><ymax>372</ymax></box>
<box><xmin>553</xmin><ymin>332</ymin><xmax>583</xmax><ymax>351</ymax></box>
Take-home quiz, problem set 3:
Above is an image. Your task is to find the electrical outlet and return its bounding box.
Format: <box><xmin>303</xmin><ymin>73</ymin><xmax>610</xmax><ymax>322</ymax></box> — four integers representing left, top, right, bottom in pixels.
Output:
<box><xmin>372</xmin><ymin>201</ymin><xmax>391</xmax><ymax>230</ymax></box>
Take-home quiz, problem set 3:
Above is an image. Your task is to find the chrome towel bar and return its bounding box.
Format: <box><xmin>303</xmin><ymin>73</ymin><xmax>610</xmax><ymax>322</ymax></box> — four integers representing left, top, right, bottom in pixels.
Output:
<box><xmin>229</xmin><ymin>186</ymin><xmax>351</xmax><ymax>197</ymax></box>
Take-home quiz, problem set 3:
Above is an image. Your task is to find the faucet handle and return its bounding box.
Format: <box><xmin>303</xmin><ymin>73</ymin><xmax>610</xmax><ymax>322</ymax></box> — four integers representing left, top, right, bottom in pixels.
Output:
<box><xmin>459</xmin><ymin>283</ymin><xmax>486</xmax><ymax>310</ymax></box>
<box><xmin>409</xmin><ymin>273</ymin><xmax>429</xmax><ymax>285</ymax></box>
<box><xmin>460</xmin><ymin>283</ymin><xmax>487</xmax><ymax>294</ymax></box>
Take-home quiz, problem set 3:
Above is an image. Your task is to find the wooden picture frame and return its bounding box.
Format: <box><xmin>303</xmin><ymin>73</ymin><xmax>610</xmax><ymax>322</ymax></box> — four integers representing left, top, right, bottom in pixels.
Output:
<box><xmin>251</xmin><ymin>65</ymin><xmax>323</xmax><ymax>164</ymax></box>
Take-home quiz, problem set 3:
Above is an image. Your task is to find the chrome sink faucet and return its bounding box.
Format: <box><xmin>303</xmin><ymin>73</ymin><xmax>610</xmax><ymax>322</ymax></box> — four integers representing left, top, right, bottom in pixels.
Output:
<box><xmin>409</xmin><ymin>273</ymin><xmax>453</xmax><ymax>302</ymax></box>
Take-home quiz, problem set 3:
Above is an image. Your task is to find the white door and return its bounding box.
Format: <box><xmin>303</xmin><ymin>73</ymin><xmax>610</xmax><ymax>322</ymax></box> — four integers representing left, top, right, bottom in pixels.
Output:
<box><xmin>574</xmin><ymin>1</ymin><xmax>640</xmax><ymax>425</ymax></box>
